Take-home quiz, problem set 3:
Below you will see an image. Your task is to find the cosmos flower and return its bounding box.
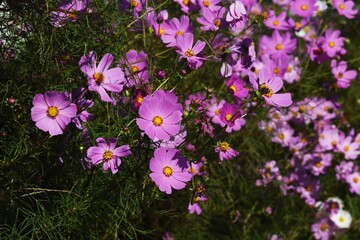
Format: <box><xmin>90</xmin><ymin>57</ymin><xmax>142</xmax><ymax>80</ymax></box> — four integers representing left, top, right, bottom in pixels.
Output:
<box><xmin>79</xmin><ymin>51</ymin><xmax>125</xmax><ymax>102</ymax></box>
<box><xmin>332</xmin><ymin>0</ymin><xmax>358</xmax><ymax>19</ymax></box>
<box><xmin>67</xmin><ymin>87</ymin><xmax>93</xmax><ymax>130</ymax></box>
<box><xmin>290</xmin><ymin>0</ymin><xmax>319</xmax><ymax>18</ymax></box>
<box><xmin>31</xmin><ymin>91</ymin><xmax>77</xmax><ymax>136</ymax></box>
<box><xmin>329</xmin><ymin>209</ymin><xmax>352</xmax><ymax>228</ymax></box>
<box><xmin>161</xmin><ymin>15</ymin><xmax>193</xmax><ymax>47</ymax></box>
<box><xmin>136</xmin><ymin>90</ymin><xmax>183</xmax><ymax>141</ymax></box>
<box><xmin>149</xmin><ymin>147</ymin><xmax>192</xmax><ymax>194</ymax></box>
<box><xmin>50</xmin><ymin>0</ymin><xmax>90</xmax><ymax>27</ymax></box>
<box><xmin>251</xmin><ymin>68</ymin><xmax>293</xmax><ymax>107</ymax></box>
<box><xmin>318</xmin><ymin>29</ymin><xmax>346</xmax><ymax>58</ymax></box>
<box><xmin>87</xmin><ymin>138</ymin><xmax>131</xmax><ymax>174</ymax></box>
<box><xmin>118</xmin><ymin>50</ymin><xmax>149</xmax><ymax>87</ymax></box>
<box><xmin>225</xmin><ymin>74</ymin><xmax>248</xmax><ymax>99</ymax></box>
<box><xmin>215</xmin><ymin>141</ymin><xmax>239</xmax><ymax>163</ymax></box>
<box><xmin>175</xmin><ymin>33</ymin><xmax>206</xmax><ymax>69</ymax></box>
<box><xmin>331</xmin><ymin>60</ymin><xmax>357</xmax><ymax>88</ymax></box>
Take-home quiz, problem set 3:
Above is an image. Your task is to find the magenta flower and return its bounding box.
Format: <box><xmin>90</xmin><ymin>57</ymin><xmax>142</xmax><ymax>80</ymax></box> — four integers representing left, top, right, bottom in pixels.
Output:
<box><xmin>226</xmin><ymin>74</ymin><xmax>248</xmax><ymax>99</ymax></box>
<box><xmin>50</xmin><ymin>0</ymin><xmax>90</xmax><ymax>27</ymax></box>
<box><xmin>331</xmin><ymin>60</ymin><xmax>357</xmax><ymax>88</ymax></box>
<box><xmin>226</xmin><ymin>1</ymin><xmax>247</xmax><ymax>22</ymax></box>
<box><xmin>264</xmin><ymin>10</ymin><xmax>290</xmax><ymax>30</ymax></box>
<box><xmin>149</xmin><ymin>147</ymin><xmax>192</xmax><ymax>194</ymax></box>
<box><xmin>198</xmin><ymin>0</ymin><xmax>222</xmax><ymax>11</ymax></box>
<box><xmin>176</xmin><ymin>33</ymin><xmax>206</xmax><ymax>69</ymax></box>
<box><xmin>319</xmin><ymin>29</ymin><xmax>346</xmax><ymax>58</ymax></box>
<box><xmin>333</xmin><ymin>0</ymin><xmax>358</xmax><ymax>19</ymax></box>
<box><xmin>68</xmin><ymin>88</ymin><xmax>93</xmax><ymax>130</ymax></box>
<box><xmin>118</xmin><ymin>50</ymin><xmax>149</xmax><ymax>87</ymax></box>
<box><xmin>173</xmin><ymin>0</ymin><xmax>199</xmax><ymax>14</ymax></box>
<box><xmin>161</xmin><ymin>15</ymin><xmax>193</xmax><ymax>47</ymax></box>
<box><xmin>345</xmin><ymin>172</ymin><xmax>360</xmax><ymax>195</ymax></box>
<box><xmin>261</xmin><ymin>31</ymin><xmax>297</xmax><ymax>58</ymax></box>
<box><xmin>290</xmin><ymin>0</ymin><xmax>319</xmax><ymax>18</ymax></box>
<box><xmin>215</xmin><ymin>141</ymin><xmax>239</xmax><ymax>163</ymax></box>
<box><xmin>79</xmin><ymin>51</ymin><xmax>125</xmax><ymax>102</ymax></box>
<box><xmin>188</xmin><ymin>196</ymin><xmax>208</xmax><ymax>215</ymax></box>
<box><xmin>252</xmin><ymin>68</ymin><xmax>293</xmax><ymax>107</ymax></box>
<box><xmin>87</xmin><ymin>138</ymin><xmax>131</xmax><ymax>174</ymax></box>
<box><xmin>219</xmin><ymin>102</ymin><xmax>246</xmax><ymax>132</ymax></box>
<box><xmin>197</xmin><ymin>7</ymin><xmax>225</xmax><ymax>32</ymax></box>
<box><xmin>136</xmin><ymin>90</ymin><xmax>183</xmax><ymax>141</ymax></box>
<box><xmin>31</xmin><ymin>91</ymin><xmax>77</xmax><ymax>136</ymax></box>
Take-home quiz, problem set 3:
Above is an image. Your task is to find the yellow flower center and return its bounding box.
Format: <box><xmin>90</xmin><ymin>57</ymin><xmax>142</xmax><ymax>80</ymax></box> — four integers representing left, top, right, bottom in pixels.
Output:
<box><xmin>131</xmin><ymin>0</ymin><xmax>138</xmax><ymax>7</ymax></box>
<box><xmin>301</xmin><ymin>5</ymin><xmax>308</xmax><ymax>11</ymax></box>
<box><xmin>183</xmin><ymin>0</ymin><xmax>190</xmax><ymax>6</ymax></box>
<box><xmin>93</xmin><ymin>72</ymin><xmax>104</xmax><ymax>84</ymax></box>
<box><xmin>273</xmin><ymin>20</ymin><xmax>279</xmax><ymax>26</ymax></box>
<box><xmin>214</xmin><ymin>109</ymin><xmax>220</xmax><ymax>115</ymax></box>
<box><xmin>163</xmin><ymin>166</ymin><xmax>173</xmax><ymax>177</ymax></box>
<box><xmin>47</xmin><ymin>106</ymin><xmax>59</xmax><ymax>118</ymax></box>
<box><xmin>315</xmin><ymin>162</ymin><xmax>322</xmax><ymax>168</ymax></box>
<box><xmin>137</xmin><ymin>96</ymin><xmax>143</xmax><ymax>104</ymax></box>
<box><xmin>339</xmin><ymin>4</ymin><xmax>345</xmax><ymax>10</ymax></box>
<box><xmin>331</xmin><ymin>140</ymin><xmax>337</xmax><ymax>147</ymax></box>
<box><xmin>353</xmin><ymin>177</ymin><xmax>359</xmax><ymax>183</ymax></box>
<box><xmin>295</xmin><ymin>22</ymin><xmax>301</xmax><ymax>29</ymax></box>
<box><xmin>220</xmin><ymin>142</ymin><xmax>230</xmax><ymax>151</ymax></box>
<box><xmin>259</xmin><ymin>84</ymin><xmax>273</xmax><ymax>98</ymax></box>
<box><xmin>339</xmin><ymin>216</ymin><xmax>345</xmax><ymax>223</ymax></box>
<box><xmin>273</xmin><ymin>67</ymin><xmax>280</xmax><ymax>74</ymax></box>
<box><xmin>213</xmin><ymin>19</ymin><xmax>221</xmax><ymax>27</ymax></box>
<box><xmin>299</xmin><ymin>105</ymin><xmax>306</xmax><ymax>113</ymax></box>
<box><xmin>287</xmin><ymin>66</ymin><xmax>293</xmax><ymax>72</ymax></box>
<box><xmin>103</xmin><ymin>150</ymin><xmax>113</xmax><ymax>161</ymax></box>
<box><xmin>68</xmin><ymin>12</ymin><xmax>77</xmax><ymax>20</ymax></box>
<box><xmin>132</xmin><ymin>66</ymin><xmax>139</xmax><ymax>73</ymax></box>
<box><xmin>337</xmin><ymin>72</ymin><xmax>343</xmax><ymax>79</ymax></box>
<box><xmin>225</xmin><ymin>114</ymin><xmax>232</xmax><ymax>122</ymax></box>
<box><xmin>328</xmin><ymin>41</ymin><xmax>335</xmax><ymax>48</ymax></box>
<box><xmin>175</xmin><ymin>30</ymin><xmax>183</xmax><ymax>37</ymax></box>
<box><xmin>152</xmin><ymin>116</ymin><xmax>163</xmax><ymax>126</ymax></box>
<box><xmin>320</xmin><ymin>223</ymin><xmax>328</xmax><ymax>231</ymax></box>
<box><xmin>229</xmin><ymin>85</ymin><xmax>237</xmax><ymax>93</ymax></box>
<box><xmin>203</xmin><ymin>0</ymin><xmax>210</xmax><ymax>7</ymax></box>
<box><xmin>185</xmin><ymin>49</ymin><xmax>195</xmax><ymax>57</ymax></box>
<box><xmin>344</xmin><ymin>146</ymin><xmax>350</xmax><ymax>152</ymax></box>
<box><xmin>158</xmin><ymin>28</ymin><xmax>165</xmax><ymax>36</ymax></box>
<box><xmin>278</xmin><ymin>133</ymin><xmax>285</xmax><ymax>140</ymax></box>
<box><xmin>275</xmin><ymin>44</ymin><xmax>283</xmax><ymax>51</ymax></box>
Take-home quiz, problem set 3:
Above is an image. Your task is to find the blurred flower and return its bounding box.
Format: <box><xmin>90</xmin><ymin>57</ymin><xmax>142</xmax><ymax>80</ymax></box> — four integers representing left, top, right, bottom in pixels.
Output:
<box><xmin>329</xmin><ymin>209</ymin><xmax>352</xmax><ymax>228</ymax></box>
<box><xmin>50</xmin><ymin>0</ymin><xmax>90</xmax><ymax>27</ymax></box>
<box><xmin>149</xmin><ymin>147</ymin><xmax>192</xmax><ymax>194</ymax></box>
<box><xmin>290</xmin><ymin>0</ymin><xmax>319</xmax><ymax>18</ymax></box>
<box><xmin>332</xmin><ymin>0</ymin><xmax>358</xmax><ymax>19</ymax></box>
<box><xmin>318</xmin><ymin>29</ymin><xmax>346</xmax><ymax>58</ymax></box>
<box><xmin>68</xmin><ymin>88</ymin><xmax>93</xmax><ymax>130</ymax></box>
<box><xmin>331</xmin><ymin>60</ymin><xmax>357</xmax><ymax>89</ymax></box>
<box><xmin>226</xmin><ymin>74</ymin><xmax>248</xmax><ymax>100</ymax></box>
<box><xmin>31</xmin><ymin>91</ymin><xmax>77</xmax><ymax>136</ymax></box>
<box><xmin>87</xmin><ymin>138</ymin><xmax>131</xmax><ymax>174</ymax></box>
<box><xmin>119</xmin><ymin>50</ymin><xmax>149</xmax><ymax>87</ymax></box>
<box><xmin>188</xmin><ymin>196</ymin><xmax>208</xmax><ymax>215</ymax></box>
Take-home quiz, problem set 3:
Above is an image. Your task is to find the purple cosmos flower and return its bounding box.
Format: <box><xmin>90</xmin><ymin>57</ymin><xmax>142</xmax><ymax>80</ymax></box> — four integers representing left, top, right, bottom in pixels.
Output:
<box><xmin>219</xmin><ymin>103</ymin><xmax>246</xmax><ymax>132</ymax></box>
<box><xmin>173</xmin><ymin>0</ymin><xmax>199</xmax><ymax>14</ymax></box>
<box><xmin>118</xmin><ymin>50</ymin><xmax>149</xmax><ymax>87</ymax></box>
<box><xmin>176</xmin><ymin>33</ymin><xmax>206</xmax><ymax>69</ymax></box>
<box><xmin>50</xmin><ymin>0</ymin><xmax>90</xmax><ymax>27</ymax></box>
<box><xmin>311</xmin><ymin>218</ymin><xmax>334</xmax><ymax>240</ymax></box>
<box><xmin>252</xmin><ymin>68</ymin><xmax>293</xmax><ymax>107</ymax></box>
<box><xmin>118</xmin><ymin>0</ymin><xmax>143</xmax><ymax>17</ymax></box>
<box><xmin>318</xmin><ymin>29</ymin><xmax>346</xmax><ymax>58</ymax></box>
<box><xmin>331</xmin><ymin>60</ymin><xmax>357</xmax><ymax>89</ymax></box>
<box><xmin>149</xmin><ymin>147</ymin><xmax>192</xmax><ymax>194</ymax></box>
<box><xmin>345</xmin><ymin>172</ymin><xmax>360</xmax><ymax>195</ymax></box>
<box><xmin>198</xmin><ymin>0</ymin><xmax>222</xmax><ymax>11</ymax></box>
<box><xmin>337</xmin><ymin>136</ymin><xmax>360</xmax><ymax>160</ymax></box>
<box><xmin>31</xmin><ymin>91</ymin><xmax>77</xmax><ymax>136</ymax></box>
<box><xmin>79</xmin><ymin>51</ymin><xmax>125</xmax><ymax>102</ymax></box>
<box><xmin>207</xmin><ymin>98</ymin><xmax>225</xmax><ymax>125</ymax></box>
<box><xmin>68</xmin><ymin>88</ymin><xmax>93</xmax><ymax>130</ymax></box>
<box><xmin>197</xmin><ymin>7</ymin><xmax>225</xmax><ymax>32</ymax></box>
<box><xmin>261</xmin><ymin>31</ymin><xmax>297</xmax><ymax>58</ymax></box>
<box><xmin>264</xmin><ymin>10</ymin><xmax>290</xmax><ymax>30</ymax></box>
<box><xmin>333</xmin><ymin>0</ymin><xmax>358</xmax><ymax>19</ymax></box>
<box><xmin>226</xmin><ymin>1</ymin><xmax>248</xmax><ymax>33</ymax></box>
<box><xmin>226</xmin><ymin>74</ymin><xmax>248</xmax><ymax>99</ymax></box>
<box><xmin>290</xmin><ymin>0</ymin><xmax>319</xmax><ymax>18</ymax></box>
<box><xmin>136</xmin><ymin>90</ymin><xmax>183</xmax><ymax>141</ymax></box>
<box><xmin>215</xmin><ymin>141</ymin><xmax>239</xmax><ymax>163</ymax></box>
<box><xmin>188</xmin><ymin>196</ymin><xmax>208</xmax><ymax>215</ymax></box>
<box><xmin>161</xmin><ymin>15</ymin><xmax>193</xmax><ymax>47</ymax></box>
<box><xmin>258</xmin><ymin>160</ymin><xmax>281</xmax><ymax>186</ymax></box>
<box><xmin>87</xmin><ymin>138</ymin><xmax>131</xmax><ymax>174</ymax></box>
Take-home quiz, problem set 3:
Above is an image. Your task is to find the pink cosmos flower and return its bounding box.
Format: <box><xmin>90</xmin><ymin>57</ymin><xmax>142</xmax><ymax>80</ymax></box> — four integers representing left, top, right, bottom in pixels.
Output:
<box><xmin>345</xmin><ymin>172</ymin><xmax>360</xmax><ymax>195</ymax></box>
<box><xmin>206</xmin><ymin>98</ymin><xmax>225</xmax><ymax>125</ymax></box>
<box><xmin>318</xmin><ymin>29</ymin><xmax>346</xmax><ymax>58</ymax></box>
<box><xmin>197</xmin><ymin>7</ymin><xmax>225</xmax><ymax>32</ymax></box>
<box><xmin>31</xmin><ymin>91</ymin><xmax>77</xmax><ymax>136</ymax></box>
<box><xmin>218</xmin><ymin>102</ymin><xmax>246</xmax><ymax>133</ymax></box>
<box><xmin>311</xmin><ymin>218</ymin><xmax>334</xmax><ymax>240</ymax></box>
<box><xmin>332</xmin><ymin>0</ymin><xmax>358</xmax><ymax>19</ymax></box>
<box><xmin>173</xmin><ymin>0</ymin><xmax>199</xmax><ymax>14</ymax></box>
<box><xmin>226</xmin><ymin>1</ymin><xmax>247</xmax><ymax>22</ymax></box>
<box><xmin>50</xmin><ymin>0</ymin><xmax>90</xmax><ymax>28</ymax></box>
<box><xmin>118</xmin><ymin>50</ymin><xmax>149</xmax><ymax>87</ymax></box>
<box><xmin>188</xmin><ymin>196</ymin><xmax>208</xmax><ymax>215</ymax></box>
<box><xmin>264</xmin><ymin>10</ymin><xmax>290</xmax><ymax>30</ymax></box>
<box><xmin>261</xmin><ymin>31</ymin><xmax>297</xmax><ymax>58</ymax></box>
<box><xmin>176</xmin><ymin>33</ymin><xmax>206</xmax><ymax>69</ymax></box>
<box><xmin>251</xmin><ymin>68</ymin><xmax>293</xmax><ymax>107</ymax></box>
<box><xmin>87</xmin><ymin>138</ymin><xmax>131</xmax><ymax>174</ymax></box>
<box><xmin>198</xmin><ymin>0</ymin><xmax>222</xmax><ymax>11</ymax></box>
<box><xmin>136</xmin><ymin>90</ymin><xmax>183</xmax><ymax>141</ymax></box>
<box><xmin>68</xmin><ymin>88</ymin><xmax>93</xmax><ymax>130</ymax></box>
<box><xmin>161</xmin><ymin>15</ymin><xmax>193</xmax><ymax>47</ymax></box>
<box><xmin>331</xmin><ymin>60</ymin><xmax>357</xmax><ymax>89</ymax></box>
<box><xmin>149</xmin><ymin>147</ymin><xmax>192</xmax><ymax>194</ymax></box>
<box><xmin>337</xmin><ymin>136</ymin><xmax>360</xmax><ymax>160</ymax></box>
<box><xmin>290</xmin><ymin>0</ymin><xmax>319</xmax><ymax>18</ymax></box>
<box><xmin>225</xmin><ymin>74</ymin><xmax>248</xmax><ymax>100</ymax></box>
<box><xmin>215</xmin><ymin>141</ymin><xmax>239</xmax><ymax>163</ymax></box>
<box><xmin>79</xmin><ymin>51</ymin><xmax>125</xmax><ymax>102</ymax></box>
